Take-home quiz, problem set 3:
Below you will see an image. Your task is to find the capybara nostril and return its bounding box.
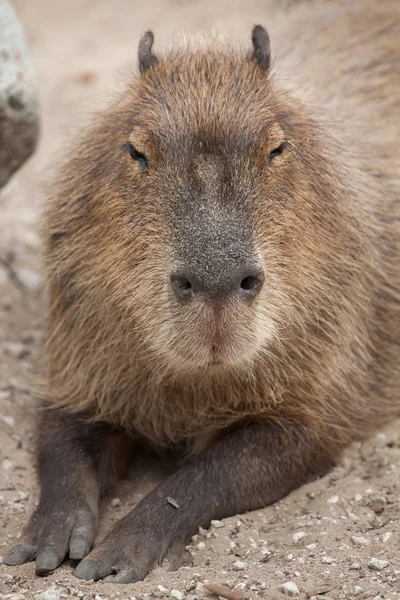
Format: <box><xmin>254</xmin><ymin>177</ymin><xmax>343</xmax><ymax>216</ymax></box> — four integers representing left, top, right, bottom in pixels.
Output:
<box><xmin>239</xmin><ymin>269</ymin><xmax>265</xmax><ymax>299</ymax></box>
<box><xmin>170</xmin><ymin>273</ymin><xmax>194</xmax><ymax>302</ymax></box>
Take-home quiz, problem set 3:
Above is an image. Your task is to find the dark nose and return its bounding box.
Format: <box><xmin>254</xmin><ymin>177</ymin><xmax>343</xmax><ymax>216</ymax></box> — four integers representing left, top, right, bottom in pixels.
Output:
<box><xmin>170</xmin><ymin>265</ymin><xmax>264</xmax><ymax>303</ymax></box>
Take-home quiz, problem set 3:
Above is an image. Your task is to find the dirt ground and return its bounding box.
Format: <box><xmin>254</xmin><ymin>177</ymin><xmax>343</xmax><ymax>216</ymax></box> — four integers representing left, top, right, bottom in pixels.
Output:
<box><xmin>0</xmin><ymin>1</ymin><xmax>399</xmax><ymax>599</ymax></box>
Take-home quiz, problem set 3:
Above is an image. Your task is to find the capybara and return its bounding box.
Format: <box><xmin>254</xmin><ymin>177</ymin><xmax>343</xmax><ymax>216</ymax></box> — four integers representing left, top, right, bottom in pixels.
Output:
<box><xmin>5</xmin><ymin>0</ymin><xmax>400</xmax><ymax>583</ymax></box>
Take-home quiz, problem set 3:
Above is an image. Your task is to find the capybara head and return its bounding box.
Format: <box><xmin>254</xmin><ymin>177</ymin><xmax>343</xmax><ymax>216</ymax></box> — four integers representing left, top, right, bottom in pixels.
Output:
<box><xmin>47</xmin><ymin>27</ymin><xmax>365</xmax><ymax>382</ymax></box>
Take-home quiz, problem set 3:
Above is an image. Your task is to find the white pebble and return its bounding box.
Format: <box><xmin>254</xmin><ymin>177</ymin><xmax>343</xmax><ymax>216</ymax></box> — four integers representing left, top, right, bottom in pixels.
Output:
<box><xmin>211</xmin><ymin>519</ymin><xmax>224</xmax><ymax>528</ymax></box>
<box><xmin>368</xmin><ymin>557</ymin><xmax>390</xmax><ymax>571</ymax></box>
<box><xmin>2</xmin><ymin>459</ymin><xmax>13</xmax><ymax>471</ymax></box>
<box><xmin>354</xmin><ymin>494</ymin><xmax>363</xmax><ymax>502</ymax></box>
<box><xmin>111</xmin><ymin>497</ymin><xmax>121</xmax><ymax>508</ymax></box>
<box><xmin>1</xmin><ymin>595</ymin><xmax>26</xmax><ymax>600</ymax></box>
<box><xmin>170</xmin><ymin>591</ymin><xmax>184</xmax><ymax>600</ymax></box>
<box><xmin>293</xmin><ymin>532</ymin><xmax>306</xmax><ymax>544</ymax></box>
<box><xmin>196</xmin><ymin>542</ymin><xmax>205</xmax><ymax>550</ymax></box>
<box><xmin>157</xmin><ymin>585</ymin><xmax>169</xmax><ymax>594</ymax></box>
<box><xmin>351</xmin><ymin>536</ymin><xmax>369</xmax><ymax>546</ymax></box>
<box><xmin>382</xmin><ymin>532</ymin><xmax>392</xmax><ymax>543</ymax></box>
<box><xmin>306</xmin><ymin>543</ymin><xmax>317</xmax><ymax>550</ymax></box>
<box><xmin>280</xmin><ymin>582</ymin><xmax>300</xmax><ymax>597</ymax></box>
<box><xmin>350</xmin><ymin>586</ymin><xmax>364</xmax><ymax>596</ymax></box>
<box><xmin>349</xmin><ymin>563</ymin><xmax>361</xmax><ymax>570</ymax></box>
<box><xmin>328</xmin><ymin>495</ymin><xmax>339</xmax><ymax>504</ymax></box>
<box><xmin>33</xmin><ymin>587</ymin><xmax>67</xmax><ymax>600</ymax></box>
<box><xmin>322</xmin><ymin>556</ymin><xmax>334</xmax><ymax>564</ymax></box>
<box><xmin>233</xmin><ymin>560</ymin><xmax>249</xmax><ymax>571</ymax></box>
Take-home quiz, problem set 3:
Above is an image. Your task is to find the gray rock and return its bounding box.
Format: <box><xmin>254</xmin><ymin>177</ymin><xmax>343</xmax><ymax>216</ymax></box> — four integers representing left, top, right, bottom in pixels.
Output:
<box><xmin>351</xmin><ymin>535</ymin><xmax>369</xmax><ymax>546</ymax></box>
<box><xmin>233</xmin><ymin>560</ymin><xmax>249</xmax><ymax>571</ymax></box>
<box><xmin>170</xmin><ymin>591</ymin><xmax>185</xmax><ymax>600</ymax></box>
<box><xmin>280</xmin><ymin>582</ymin><xmax>300</xmax><ymax>597</ymax></box>
<box><xmin>368</xmin><ymin>557</ymin><xmax>390</xmax><ymax>571</ymax></box>
<box><xmin>350</xmin><ymin>586</ymin><xmax>364</xmax><ymax>597</ymax></box>
<box><xmin>0</xmin><ymin>0</ymin><xmax>39</xmax><ymax>188</ymax></box>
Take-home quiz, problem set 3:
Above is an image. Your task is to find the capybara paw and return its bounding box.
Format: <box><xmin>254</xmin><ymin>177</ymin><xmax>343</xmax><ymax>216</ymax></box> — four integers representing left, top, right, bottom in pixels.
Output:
<box><xmin>4</xmin><ymin>502</ymin><xmax>97</xmax><ymax>575</ymax></box>
<box><xmin>73</xmin><ymin>521</ymin><xmax>185</xmax><ymax>583</ymax></box>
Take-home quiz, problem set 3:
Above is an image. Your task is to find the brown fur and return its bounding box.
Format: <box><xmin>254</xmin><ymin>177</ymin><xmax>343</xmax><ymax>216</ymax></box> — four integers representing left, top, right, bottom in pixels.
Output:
<box><xmin>41</xmin><ymin>0</ymin><xmax>399</xmax><ymax>455</ymax></box>
<box><xmin>5</xmin><ymin>0</ymin><xmax>400</xmax><ymax>581</ymax></box>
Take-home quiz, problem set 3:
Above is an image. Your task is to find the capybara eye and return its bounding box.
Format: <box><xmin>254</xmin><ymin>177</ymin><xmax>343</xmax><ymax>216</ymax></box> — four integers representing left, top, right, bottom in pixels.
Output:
<box><xmin>127</xmin><ymin>142</ymin><xmax>148</xmax><ymax>172</ymax></box>
<box><xmin>268</xmin><ymin>142</ymin><xmax>286</xmax><ymax>165</ymax></box>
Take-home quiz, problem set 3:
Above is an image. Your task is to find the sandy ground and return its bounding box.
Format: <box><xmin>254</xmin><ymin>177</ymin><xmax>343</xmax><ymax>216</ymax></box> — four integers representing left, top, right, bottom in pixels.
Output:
<box><xmin>0</xmin><ymin>1</ymin><xmax>399</xmax><ymax>599</ymax></box>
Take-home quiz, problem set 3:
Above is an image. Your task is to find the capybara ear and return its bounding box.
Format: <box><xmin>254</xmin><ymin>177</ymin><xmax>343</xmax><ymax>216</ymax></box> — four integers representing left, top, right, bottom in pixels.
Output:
<box><xmin>138</xmin><ymin>31</ymin><xmax>159</xmax><ymax>73</ymax></box>
<box><xmin>251</xmin><ymin>25</ymin><xmax>271</xmax><ymax>70</ymax></box>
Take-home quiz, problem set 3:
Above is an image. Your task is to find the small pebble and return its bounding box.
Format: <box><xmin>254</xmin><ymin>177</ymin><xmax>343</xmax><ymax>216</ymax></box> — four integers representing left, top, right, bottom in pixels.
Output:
<box><xmin>111</xmin><ymin>497</ymin><xmax>121</xmax><ymax>508</ymax></box>
<box><xmin>351</xmin><ymin>536</ymin><xmax>369</xmax><ymax>546</ymax></box>
<box><xmin>211</xmin><ymin>520</ymin><xmax>224</xmax><ymax>528</ymax></box>
<box><xmin>33</xmin><ymin>587</ymin><xmax>67</xmax><ymax>600</ymax></box>
<box><xmin>196</xmin><ymin>542</ymin><xmax>205</xmax><ymax>550</ymax></box>
<box><xmin>153</xmin><ymin>585</ymin><xmax>169</xmax><ymax>597</ymax></box>
<box><xmin>368</xmin><ymin>558</ymin><xmax>390</xmax><ymax>571</ymax></box>
<box><xmin>328</xmin><ymin>495</ymin><xmax>339</xmax><ymax>504</ymax></box>
<box><xmin>293</xmin><ymin>532</ymin><xmax>306</xmax><ymax>544</ymax></box>
<box><xmin>280</xmin><ymin>582</ymin><xmax>300</xmax><ymax>597</ymax></box>
<box><xmin>2</xmin><ymin>459</ymin><xmax>13</xmax><ymax>470</ymax></box>
<box><xmin>382</xmin><ymin>532</ymin><xmax>392</xmax><ymax>543</ymax></box>
<box><xmin>170</xmin><ymin>591</ymin><xmax>184</xmax><ymax>600</ymax></box>
<box><xmin>306</xmin><ymin>543</ymin><xmax>317</xmax><ymax>550</ymax></box>
<box><xmin>350</xmin><ymin>586</ymin><xmax>364</xmax><ymax>596</ymax></box>
<box><xmin>370</xmin><ymin>500</ymin><xmax>385</xmax><ymax>514</ymax></box>
<box><xmin>349</xmin><ymin>563</ymin><xmax>361</xmax><ymax>570</ymax></box>
<box><xmin>321</xmin><ymin>556</ymin><xmax>334</xmax><ymax>564</ymax></box>
<box><xmin>233</xmin><ymin>560</ymin><xmax>249</xmax><ymax>571</ymax></box>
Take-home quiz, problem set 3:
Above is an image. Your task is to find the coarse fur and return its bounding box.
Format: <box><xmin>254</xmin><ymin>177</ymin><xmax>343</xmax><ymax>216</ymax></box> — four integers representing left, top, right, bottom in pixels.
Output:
<box><xmin>40</xmin><ymin>0</ymin><xmax>399</xmax><ymax>457</ymax></box>
<box><xmin>4</xmin><ymin>0</ymin><xmax>400</xmax><ymax>583</ymax></box>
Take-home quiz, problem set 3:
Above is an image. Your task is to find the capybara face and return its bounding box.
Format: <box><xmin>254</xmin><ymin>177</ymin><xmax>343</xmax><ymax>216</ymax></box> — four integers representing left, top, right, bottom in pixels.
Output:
<box><xmin>48</xmin><ymin>37</ymin><xmax>363</xmax><ymax>382</ymax></box>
